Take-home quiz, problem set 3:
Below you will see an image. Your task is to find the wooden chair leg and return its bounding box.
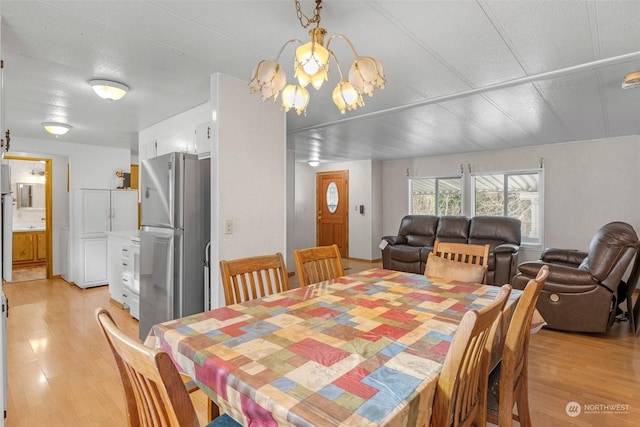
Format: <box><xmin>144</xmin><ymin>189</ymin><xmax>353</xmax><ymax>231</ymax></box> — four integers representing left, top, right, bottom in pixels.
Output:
<box><xmin>208</xmin><ymin>399</ymin><xmax>220</xmax><ymax>421</ymax></box>
<box><xmin>515</xmin><ymin>376</ymin><xmax>532</xmax><ymax>427</ymax></box>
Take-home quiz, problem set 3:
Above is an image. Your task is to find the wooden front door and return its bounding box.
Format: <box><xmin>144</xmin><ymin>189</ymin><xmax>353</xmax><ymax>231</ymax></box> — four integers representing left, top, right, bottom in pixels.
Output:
<box><xmin>316</xmin><ymin>170</ymin><xmax>349</xmax><ymax>257</ymax></box>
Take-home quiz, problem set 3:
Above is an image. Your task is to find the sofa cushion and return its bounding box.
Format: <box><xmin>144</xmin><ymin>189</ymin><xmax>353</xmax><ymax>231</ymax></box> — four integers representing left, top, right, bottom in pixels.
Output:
<box><xmin>398</xmin><ymin>215</ymin><xmax>439</xmax><ymax>247</ymax></box>
<box><xmin>436</xmin><ymin>216</ymin><xmax>471</xmax><ymax>243</ymax></box>
<box><xmin>424</xmin><ymin>253</ymin><xmax>487</xmax><ymax>283</ymax></box>
<box><xmin>469</xmin><ymin>216</ymin><xmax>521</xmax><ymax>247</ymax></box>
<box><xmin>389</xmin><ymin>245</ymin><xmax>423</xmax><ymax>263</ymax></box>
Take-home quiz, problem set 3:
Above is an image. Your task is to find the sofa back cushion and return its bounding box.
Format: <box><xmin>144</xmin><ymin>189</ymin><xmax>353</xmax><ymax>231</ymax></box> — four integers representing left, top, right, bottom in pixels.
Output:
<box><xmin>468</xmin><ymin>216</ymin><xmax>521</xmax><ymax>248</ymax></box>
<box><xmin>436</xmin><ymin>216</ymin><xmax>471</xmax><ymax>243</ymax></box>
<box><xmin>398</xmin><ymin>215</ymin><xmax>439</xmax><ymax>247</ymax></box>
<box><xmin>424</xmin><ymin>252</ymin><xmax>487</xmax><ymax>283</ymax></box>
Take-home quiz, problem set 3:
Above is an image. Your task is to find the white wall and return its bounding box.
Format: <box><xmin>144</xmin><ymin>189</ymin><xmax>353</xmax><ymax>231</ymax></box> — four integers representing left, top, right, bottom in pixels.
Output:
<box><xmin>294</xmin><ymin>159</ymin><xmax>380</xmax><ymax>260</ymax></box>
<box><xmin>293</xmin><ymin>135</ymin><xmax>640</xmax><ymax>264</ymax></box>
<box><xmin>211</xmin><ymin>73</ymin><xmax>286</xmax><ymax>307</ymax></box>
<box><xmin>138</xmin><ymin>102</ymin><xmax>210</xmax><ymax>156</ymax></box>
<box><xmin>8</xmin><ymin>137</ymin><xmax>132</xmax><ymax>276</ymax></box>
<box><xmin>382</xmin><ymin>135</ymin><xmax>640</xmax><ymax>261</ymax></box>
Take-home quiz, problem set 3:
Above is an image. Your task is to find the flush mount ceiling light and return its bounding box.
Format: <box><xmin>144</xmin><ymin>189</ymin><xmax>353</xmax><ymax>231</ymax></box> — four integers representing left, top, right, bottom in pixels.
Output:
<box><xmin>42</xmin><ymin>122</ymin><xmax>72</xmax><ymax>136</ymax></box>
<box><xmin>622</xmin><ymin>71</ymin><xmax>640</xmax><ymax>89</ymax></box>
<box><xmin>89</xmin><ymin>79</ymin><xmax>129</xmax><ymax>101</ymax></box>
<box><xmin>249</xmin><ymin>0</ymin><xmax>385</xmax><ymax>116</ymax></box>
<box><xmin>308</xmin><ymin>160</ymin><xmax>320</xmax><ymax>167</ymax></box>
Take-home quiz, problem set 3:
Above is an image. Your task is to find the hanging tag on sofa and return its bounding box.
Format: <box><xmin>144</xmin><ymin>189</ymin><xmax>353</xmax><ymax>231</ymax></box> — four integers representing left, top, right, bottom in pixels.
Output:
<box><xmin>379</xmin><ymin>240</ymin><xmax>388</xmax><ymax>250</ymax></box>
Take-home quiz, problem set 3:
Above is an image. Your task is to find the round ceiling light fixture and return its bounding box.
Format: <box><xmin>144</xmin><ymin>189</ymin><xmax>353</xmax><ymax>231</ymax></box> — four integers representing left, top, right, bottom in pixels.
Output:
<box><xmin>622</xmin><ymin>71</ymin><xmax>640</xmax><ymax>89</ymax></box>
<box><xmin>89</xmin><ymin>79</ymin><xmax>129</xmax><ymax>101</ymax></box>
<box><xmin>42</xmin><ymin>122</ymin><xmax>72</xmax><ymax>136</ymax></box>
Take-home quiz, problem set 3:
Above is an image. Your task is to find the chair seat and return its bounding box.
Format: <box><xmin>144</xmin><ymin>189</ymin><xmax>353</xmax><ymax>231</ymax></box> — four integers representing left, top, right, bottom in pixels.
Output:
<box><xmin>207</xmin><ymin>413</ymin><xmax>242</xmax><ymax>427</ymax></box>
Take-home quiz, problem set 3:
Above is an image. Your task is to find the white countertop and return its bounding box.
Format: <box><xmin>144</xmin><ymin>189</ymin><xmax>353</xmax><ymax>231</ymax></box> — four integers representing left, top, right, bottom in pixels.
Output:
<box><xmin>13</xmin><ymin>223</ymin><xmax>45</xmax><ymax>231</ymax></box>
<box><xmin>107</xmin><ymin>229</ymin><xmax>140</xmax><ymax>239</ymax></box>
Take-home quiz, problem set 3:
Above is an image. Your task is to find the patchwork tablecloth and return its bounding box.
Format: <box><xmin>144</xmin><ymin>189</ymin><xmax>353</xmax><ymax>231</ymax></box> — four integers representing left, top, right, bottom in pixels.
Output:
<box><xmin>148</xmin><ymin>268</ymin><xmax>521</xmax><ymax>426</ymax></box>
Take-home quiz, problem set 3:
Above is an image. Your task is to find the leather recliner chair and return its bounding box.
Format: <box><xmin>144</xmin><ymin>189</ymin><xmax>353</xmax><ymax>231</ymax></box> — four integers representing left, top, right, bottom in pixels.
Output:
<box><xmin>512</xmin><ymin>222</ymin><xmax>639</xmax><ymax>333</ymax></box>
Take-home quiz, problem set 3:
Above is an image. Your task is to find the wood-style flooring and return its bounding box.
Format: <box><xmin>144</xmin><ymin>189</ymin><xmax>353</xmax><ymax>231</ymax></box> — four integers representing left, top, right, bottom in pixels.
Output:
<box><xmin>3</xmin><ymin>260</ymin><xmax>640</xmax><ymax>426</ymax></box>
<box><xmin>9</xmin><ymin>265</ymin><xmax>46</xmax><ymax>283</ymax></box>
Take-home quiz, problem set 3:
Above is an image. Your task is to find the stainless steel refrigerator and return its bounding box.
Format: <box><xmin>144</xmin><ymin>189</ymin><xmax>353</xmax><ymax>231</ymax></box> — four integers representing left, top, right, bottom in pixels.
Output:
<box><xmin>139</xmin><ymin>152</ymin><xmax>210</xmax><ymax>340</ymax></box>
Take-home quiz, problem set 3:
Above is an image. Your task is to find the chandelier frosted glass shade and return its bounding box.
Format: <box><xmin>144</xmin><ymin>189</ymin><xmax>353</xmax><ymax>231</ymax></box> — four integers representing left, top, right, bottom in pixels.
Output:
<box><xmin>281</xmin><ymin>84</ymin><xmax>310</xmax><ymax>116</ymax></box>
<box><xmin>349</xmin><ymin>57</ymin><xmax>386</xmax><ymax>97</ymax></box>
<box><xmin>332</xmin><ymin>79</ymin><xmax>364</xmax><ymax>114</ymax></box>
<box><xmin>249</xmin><ymin>60</ymin><xmax>287</xmax><ymax>101</ymax></box>
<box><xmin>294</xmin><ymin>28</ymin><xmax>329</xmax><ymax>90</ymax></box>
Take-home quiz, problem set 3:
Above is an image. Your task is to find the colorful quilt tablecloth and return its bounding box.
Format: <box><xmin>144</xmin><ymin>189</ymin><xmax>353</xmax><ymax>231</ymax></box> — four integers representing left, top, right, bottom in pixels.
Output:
<box><xmin>148</xmin><ymin>268</ymin><xmax>521</xmax><ymax>427</ymax></box>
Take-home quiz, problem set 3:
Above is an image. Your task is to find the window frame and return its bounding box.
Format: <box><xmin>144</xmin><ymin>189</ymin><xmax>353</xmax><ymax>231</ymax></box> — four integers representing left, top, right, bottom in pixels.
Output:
<box><xmin>470</xmin><ymin>168</ymin><xmax>544</xmax><ymax>249</ymax></box>
<box><xmin>408</xmin><ymin>175</ymin><xmax>464</xmax><ymax>216</ymax></box>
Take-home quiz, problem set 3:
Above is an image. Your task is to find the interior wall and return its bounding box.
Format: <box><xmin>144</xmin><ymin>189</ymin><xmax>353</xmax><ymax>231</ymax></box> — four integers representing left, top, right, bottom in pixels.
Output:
<box><xmin>382</xmin><ymin>135</ymin><xmax>640</xmax><ymax>261</ymax></box>
<box><xmin>294</xmin><ymin>160</ymin><xmax>377</xmax><ymax>261</ymax></box>
<box><xmin>211</xmin><ymin>73</ymin><xmax>286</xmax><ymax>307</ymax></box>
<box><xmin>9</xmin><ymin>137</ymin><xmax>132</xmax><ymax>276</ymax></box>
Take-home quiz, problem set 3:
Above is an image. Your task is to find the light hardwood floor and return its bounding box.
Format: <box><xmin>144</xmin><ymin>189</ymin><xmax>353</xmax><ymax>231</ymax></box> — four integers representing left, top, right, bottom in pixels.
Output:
<box><xmin>3</xmin><ymin>260</ymin><xmax>639</xmax><ymax>426</ymax></box>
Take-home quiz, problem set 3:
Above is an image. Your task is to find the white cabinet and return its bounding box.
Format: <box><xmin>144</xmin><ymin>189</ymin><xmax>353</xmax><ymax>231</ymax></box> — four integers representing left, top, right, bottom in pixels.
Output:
<box><xmin>78</xmin><ymin>238</ymin><xmax>108</xmax><ymax>286</ymax></box>
<box><xmin>110</xmin><ymin>191</ymin><xmax>138</xmax><ymax>231</ymax></box>
<box><xmin>71</xmin><ymin>189</ymin><xmax>138</xmax><ymax>288</ymax></box>
<box><xmin>107</xmin><ymin>232</ymin><xmax>129</xmax><ymax>305</ymax></box>
<box><xmin>195</xmin><ymin>122</ymin><xmax>212</xmax><ymax>159</ymax></box>
<box><xmin>139</xmin><ymin>140</ymin><xmax>157</xmax><ymax>162</ymax></box>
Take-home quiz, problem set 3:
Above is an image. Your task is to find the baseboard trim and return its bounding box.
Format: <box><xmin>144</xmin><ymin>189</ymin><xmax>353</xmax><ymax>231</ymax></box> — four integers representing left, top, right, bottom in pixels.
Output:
<box><xmin>346</xmin><ymin>257</ymin><xmax>382</xmax><ymax>263</ymax></box>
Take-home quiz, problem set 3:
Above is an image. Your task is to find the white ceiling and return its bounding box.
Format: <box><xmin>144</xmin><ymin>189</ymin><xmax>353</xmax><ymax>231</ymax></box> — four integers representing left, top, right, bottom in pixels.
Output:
<box><xmin>2</xmin><ymin>0</ymin><xmax>640</xmax><ymax>164</ymax></box>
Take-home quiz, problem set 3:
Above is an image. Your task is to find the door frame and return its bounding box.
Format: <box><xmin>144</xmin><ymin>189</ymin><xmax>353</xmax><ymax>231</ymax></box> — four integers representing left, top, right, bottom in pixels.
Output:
<box><xmin>316</xmin><ymin>170</ymin><xmax>349</xmax><ymax>258</ymax></box>
<box><xmin>5</xmin><ymin>155</ymin><xmax>53</xmax><ymax>279</ymax></box>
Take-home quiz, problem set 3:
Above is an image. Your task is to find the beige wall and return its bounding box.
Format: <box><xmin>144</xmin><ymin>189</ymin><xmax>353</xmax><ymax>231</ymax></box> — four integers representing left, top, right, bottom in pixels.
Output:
<box><xmin>293</xmin><ymin>135</ymin><xmax>640</xmax><ymax>264</ymax></box>
<box><xmin>211</xmin><ymin>73</ymin><xmax>286</xmax><ymax>307</ymax></box>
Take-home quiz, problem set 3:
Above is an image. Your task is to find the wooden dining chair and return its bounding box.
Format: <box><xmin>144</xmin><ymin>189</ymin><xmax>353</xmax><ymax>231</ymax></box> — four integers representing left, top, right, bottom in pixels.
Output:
<box><xmin>426</xmin><ymin>241</ymin><xmax>491</xmax><ymax>284</ymax></box>
<box><xmin>293</xmin><ymin>244</ymin><xmax>344</xmax><ymax>287</ymax></box>
<box><xmin>95</xmin><ymin>308</ymin><xmax>240</xmax><ymax>427</ymax></box>
<box><xmin>431</xmin><ymin>284</ymin><xmax>512</xmax><ymax>427</ymax></box>
<box><xmin>486</xmin><ymin>265</ymin><xmax>549</xmax><ymax>427</ymax></box>
<box><xmin>219</xmin><ymin>252</ymin><xmax>290</xmax><ymax>305</ymax></box>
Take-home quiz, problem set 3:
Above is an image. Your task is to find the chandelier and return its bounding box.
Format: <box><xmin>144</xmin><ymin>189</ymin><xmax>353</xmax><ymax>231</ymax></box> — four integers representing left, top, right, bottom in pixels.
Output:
<box><xmin>249</xmin><ymin>0</ymin><xmax>385</xmax><ymax>115</ymax></box>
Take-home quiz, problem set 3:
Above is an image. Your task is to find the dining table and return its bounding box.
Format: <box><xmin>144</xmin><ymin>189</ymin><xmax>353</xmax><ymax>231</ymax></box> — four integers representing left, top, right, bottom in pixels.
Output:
<box><xmin>146</xmin><ymin>268</ymin><xmax>526</xmax><ymax>427</ymax></box>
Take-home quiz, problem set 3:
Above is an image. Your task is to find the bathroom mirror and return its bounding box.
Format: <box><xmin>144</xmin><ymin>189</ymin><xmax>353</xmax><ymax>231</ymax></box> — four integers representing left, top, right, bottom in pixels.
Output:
<box><xmin>16</xmin><ymin>182</ymin><xmax>45</xmax><ymax>210</ymax></box>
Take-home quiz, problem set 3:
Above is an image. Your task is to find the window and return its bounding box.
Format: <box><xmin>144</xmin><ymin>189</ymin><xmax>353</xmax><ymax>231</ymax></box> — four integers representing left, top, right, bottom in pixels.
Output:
<box><xmin>472</xmin><ymin>171</ymin><xmax>542</xmax><ymax>247</ymax></box>
<box><xmin>409</xmin><ymin>176</ymin><xmax>462</xmax><ymax>216</ymax></box>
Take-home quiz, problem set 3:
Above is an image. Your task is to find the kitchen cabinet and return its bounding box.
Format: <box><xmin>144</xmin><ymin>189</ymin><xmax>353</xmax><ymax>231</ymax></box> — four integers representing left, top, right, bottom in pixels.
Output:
<box><xmin>195</xmin><ymin>121</ymin><xmax>212</xmax><ymax>159</ymax></box>
<box><xmin>12</xmin><ymin>231</ymin><xmax>46</xmax><ymax>267</ymax></box>
<box><xmin>71</xmin><ymin>189</ymin><xmax>138</xmax><ymax>288</ymax></box>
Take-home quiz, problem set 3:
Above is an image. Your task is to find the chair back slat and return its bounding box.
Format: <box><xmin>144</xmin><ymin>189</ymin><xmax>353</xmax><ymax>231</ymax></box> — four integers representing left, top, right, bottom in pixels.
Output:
<box><xmin>95</xmin><ymin>308</ymin><xmax>200</xmax><ymax>427</ymax></box>
<box><xmin>431</xmin><ymin>241</ymin><xmax>491</xmax><ymax>284</ymax></box>
<box><xmin>432</xmin><ymin>284</ymin><xmax>512</xmax><ymax>427</ymax></box>
<box><xmin>293</xmin><ymin>244</ymin><xmax>345</xmax><ymax>287</ymax></box>
<box><xmin>220</xmin><ymin>252</ymin><xmax>290</xmax><ymax>305</ymax></box>
<box><xmin>433</xmin><ymin>241</ymin><xmax>490</xmax><ymax>267</ymax></box>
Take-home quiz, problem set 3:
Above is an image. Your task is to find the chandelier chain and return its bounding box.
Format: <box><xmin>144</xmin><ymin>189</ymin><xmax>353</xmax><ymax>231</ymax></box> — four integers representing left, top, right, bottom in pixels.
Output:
<box><xmin>295</xmin><ymin>0</ymin><xmax>322</xmax><ymax>29</ymax></box>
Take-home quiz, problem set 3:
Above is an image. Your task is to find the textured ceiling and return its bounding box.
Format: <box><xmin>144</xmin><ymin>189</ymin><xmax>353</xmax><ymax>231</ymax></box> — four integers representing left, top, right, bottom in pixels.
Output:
<box><xmin>2</xmin><ymin>0</ymin><xmax>640</xmax><ymax>164</ymax></box>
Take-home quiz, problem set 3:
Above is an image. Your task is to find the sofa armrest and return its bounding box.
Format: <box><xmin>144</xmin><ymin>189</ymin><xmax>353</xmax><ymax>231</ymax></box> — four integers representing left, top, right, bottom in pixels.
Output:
<box><xmin>519</xmin><ymin>261</ymin><xmax>596</xmax><ymax>287</ymax></box>
<box><xmin>383</xmin><ymin>235</ymin><xmax>407</xmax><ymax>246</ymax></box>
<box><xmin>540</xmin><ymin>248</ymin><xmax>587</xmax><ymax>267</ymax></box>
<box><xmin>494</xmin><ymin>243</ymin><xmax>519</xmax><ymax>254</ymax></box>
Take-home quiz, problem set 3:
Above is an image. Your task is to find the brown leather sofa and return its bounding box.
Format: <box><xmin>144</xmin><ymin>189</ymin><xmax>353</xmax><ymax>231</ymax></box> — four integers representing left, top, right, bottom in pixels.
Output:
<box><xmin>512</xmin><ymin>221</ymin><xmax>639</xmax><ymax>333</ymax></box>
<box><xmin>381</xmin><ymin>215</ymin><xmax>521</xmax><ymax>285</ymax></box>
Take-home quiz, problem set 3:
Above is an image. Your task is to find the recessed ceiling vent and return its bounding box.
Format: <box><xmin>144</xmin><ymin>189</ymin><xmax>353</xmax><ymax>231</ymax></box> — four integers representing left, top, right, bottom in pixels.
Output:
<box><xmin>622</xmin><ymin>71</ymin><xmax>640</xmax><ymax>89</ymax></box>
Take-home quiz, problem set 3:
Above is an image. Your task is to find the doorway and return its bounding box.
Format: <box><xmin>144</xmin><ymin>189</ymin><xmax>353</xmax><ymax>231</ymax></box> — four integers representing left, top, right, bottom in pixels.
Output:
<box><xmin>316</xmin><ymin>170</ymin><xmax>349</xmax><ymax>258</ymax></box>
<box><xmin>4</xmin><ymin>156</ymin><xmax>53</xmax><ymax>282</ymax></box>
